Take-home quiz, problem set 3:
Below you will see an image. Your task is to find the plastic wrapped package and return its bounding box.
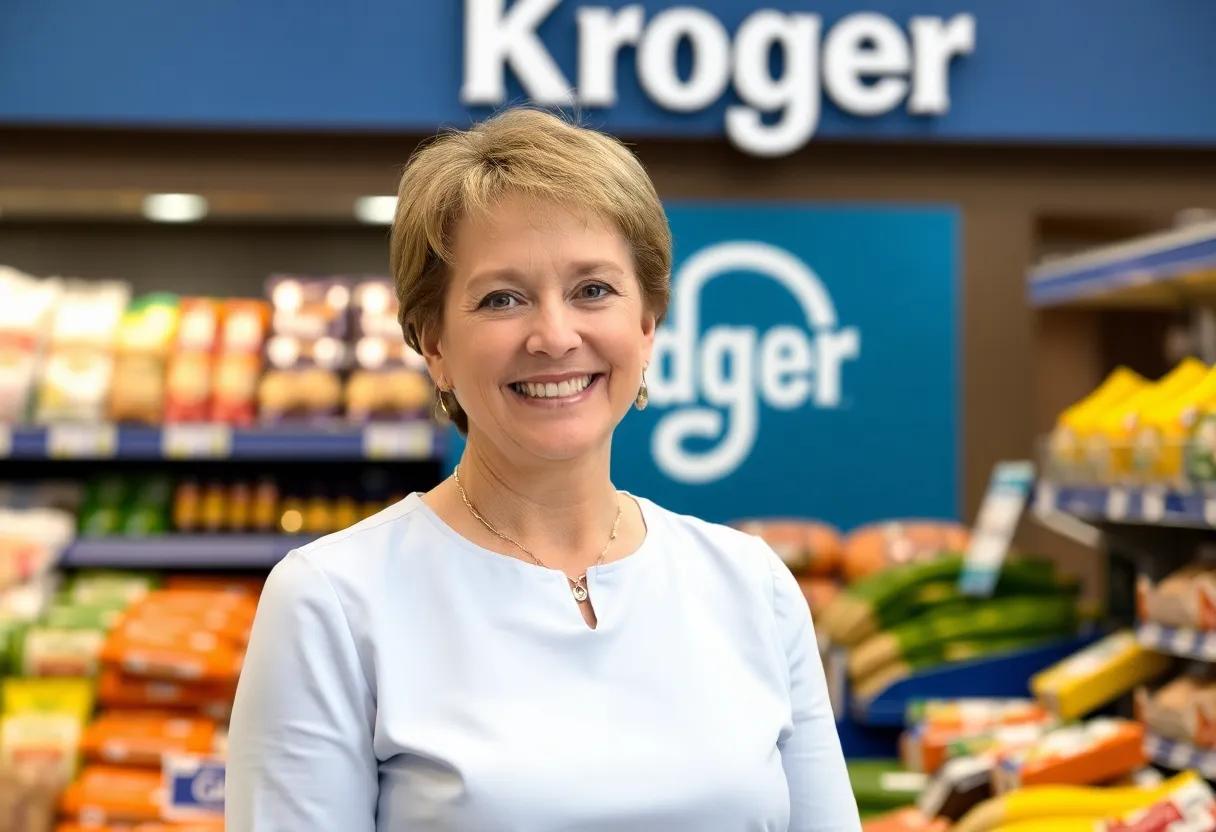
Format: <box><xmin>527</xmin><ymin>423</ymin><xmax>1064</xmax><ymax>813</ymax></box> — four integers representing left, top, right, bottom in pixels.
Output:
<box><xmin>35</xmin><ymin>280</ymin><xmax>131</xmax><ymax>424</ymax></box>
<box><xmin>0</xmin><ymin>269</ymin><xmax>62</xmax><ymax>425</ymax></box>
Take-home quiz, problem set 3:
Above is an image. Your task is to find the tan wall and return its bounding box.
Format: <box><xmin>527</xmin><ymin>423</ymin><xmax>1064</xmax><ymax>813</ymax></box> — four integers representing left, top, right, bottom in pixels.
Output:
<box><xmin>3</xmin><ymin>128</ymin><xmax>1216</xmax><ymax>532</ymax></box>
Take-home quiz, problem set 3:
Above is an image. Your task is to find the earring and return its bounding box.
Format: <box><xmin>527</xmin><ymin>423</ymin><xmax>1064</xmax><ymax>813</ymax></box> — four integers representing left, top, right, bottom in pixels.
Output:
<box><xmin>634</xmin><ymin>369</ymin><xmax>649</xmax><ymax>411</ymax></box>
<box><xmin>436</xmin><ymin>384</ymin><xmax>452</xmax><ymax>421</ymax></box>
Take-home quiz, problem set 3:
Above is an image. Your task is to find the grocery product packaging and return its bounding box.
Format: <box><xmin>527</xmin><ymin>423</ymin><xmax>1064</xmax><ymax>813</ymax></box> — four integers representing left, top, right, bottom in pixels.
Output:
<box><xmin>1031</xmin><ymin>630</ymin><xmax>1173</xmax><ymax>720</ymax></box>
<box><xmin>345</xmin><ymin>277</ymin><xmax>432</xmax><ymax>422</ymax></box>
<box><xmin>992</xmin><ymin>718</ymin><xmax>1146</xmax><ymax>792</ymax></box>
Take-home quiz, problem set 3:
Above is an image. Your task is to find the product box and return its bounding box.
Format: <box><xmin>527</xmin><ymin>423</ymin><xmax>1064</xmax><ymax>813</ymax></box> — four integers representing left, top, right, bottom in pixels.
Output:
<box><xmin>992</xmin><ymin>718</ymin><xmax>1146</xmax><ymax>793</ymax></box>
<box><xmin>1031</xmin><ymin>630</ymin><xmax>1173</xmax><ymax>721</ymax></box>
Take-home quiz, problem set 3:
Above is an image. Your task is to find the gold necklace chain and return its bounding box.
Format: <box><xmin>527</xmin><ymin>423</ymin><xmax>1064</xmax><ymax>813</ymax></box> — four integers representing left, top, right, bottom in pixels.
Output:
<box><xmin>453</xmin><ymin>465</ymin><xmax>621</xmax><ymax>603</ymax></box>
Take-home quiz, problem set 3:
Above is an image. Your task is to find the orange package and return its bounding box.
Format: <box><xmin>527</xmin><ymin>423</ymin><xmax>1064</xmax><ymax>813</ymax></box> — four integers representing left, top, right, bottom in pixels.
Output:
<box><xmin>732</xmin><ymin>519</ymin><xmax>842</xmax><ymax>575</ymax></box>
<box><xmin>842</xmin><ymin>520</ymin><xmax>971</xmax><ymax>583</ymax></box>
<box><xmin>59</xmin><ymin>765</ymin><xmax>164</xmax><ymax>823</ymax></box>
<box><xmin>862</xmin><ymin>807</ymin><xmax>949</xmax><ymax>832</ymax></box>
<box><xmin>164</xmin><ymin>574</ymin><xmax>265</xmax><ymax>598</ymax></box>
<box><xmin>57</xmin><ymin>824</ymin><xmax>224</xmax><ymax>832</ymax></box>
<box><xmin>81</xmin><ymin>711</ymin><xmax>218</xmax><ymax>768</ymax></box>
<box><xmin>100</xmin><ymin>626</ymin><xmax>244</xmax><ymax>684</ymax></box>
<box><xmin>992</xmin><ymin>718</ymin><xmax>1146</xmax><ymax>792</ymax></box>
<box><xmin>97</xmin><ymin>668</ymin><xmax>235</xmax><ymax>718</ymax></box>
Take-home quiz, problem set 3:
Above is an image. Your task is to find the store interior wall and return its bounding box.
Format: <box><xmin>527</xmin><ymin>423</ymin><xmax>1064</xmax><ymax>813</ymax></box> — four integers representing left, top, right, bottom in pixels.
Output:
<box><xmin>4</xmin><ymin>129</ymin><xmax>1216</xmax><ymax>596</ymax></box>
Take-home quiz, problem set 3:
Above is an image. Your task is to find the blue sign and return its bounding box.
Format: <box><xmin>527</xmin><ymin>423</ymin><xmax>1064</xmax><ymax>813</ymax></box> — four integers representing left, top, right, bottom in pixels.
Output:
<box><xmin>610</xmin><ymin>204</ymin><xmax>958</xmax><ymax>527</ymax></box>
<box><xmin>163</xmin><ymin>755</ymin><xmax>226</xmax><ymax>820</ymax></box>
<box><xmin>2</xmin><ymin>1</ymin><xmax>1215</xmax><ymax>151</ymax></box>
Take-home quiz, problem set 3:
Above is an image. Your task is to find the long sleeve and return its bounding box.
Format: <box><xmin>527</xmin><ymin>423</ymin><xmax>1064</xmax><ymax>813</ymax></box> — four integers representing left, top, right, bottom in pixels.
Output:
<box><xmin>225</xmin><ymin>549</ymin><xmax>379</xmax><ymax>831</ymax></box>
<box><xmin>768</xmin><ymin>548</ymin><xmax>862</xmax><ymax>832</ymax></box>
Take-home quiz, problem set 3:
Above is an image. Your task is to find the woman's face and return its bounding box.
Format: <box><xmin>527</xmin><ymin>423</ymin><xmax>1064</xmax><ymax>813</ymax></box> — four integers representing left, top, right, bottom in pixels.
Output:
<box><xmin>423</xmin><ymin>195</ymin><xmax>656</xmax><ymax>463</ymax></box>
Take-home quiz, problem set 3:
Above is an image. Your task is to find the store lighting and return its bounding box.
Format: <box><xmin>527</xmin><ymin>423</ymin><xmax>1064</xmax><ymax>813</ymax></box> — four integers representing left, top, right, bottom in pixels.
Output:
<box><xmin>142</xmin><ymin>193</ymin><xmax>209</xmax><ymax>223</ymax></box>
<box><xmin>354</xmin><ymin>195</ymin><xmax>397</xmax><ymax>225</ymax></box>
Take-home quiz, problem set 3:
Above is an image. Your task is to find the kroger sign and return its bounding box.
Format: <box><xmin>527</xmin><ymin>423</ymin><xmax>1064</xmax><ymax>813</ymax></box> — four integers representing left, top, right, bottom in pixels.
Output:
<box><xmin>462</xmin><ymin>0</ymin><xmax>976</xmax><ymax>156</ymax></box>
<box><xmin>610</xmin><ymin>204</ymin><xmax>959</xmax><ymax>529</ymax></box>
<box><xmin>650</xmin><ymin>241</ymin><xmax>860</xmax><ymax>484</ymax></box>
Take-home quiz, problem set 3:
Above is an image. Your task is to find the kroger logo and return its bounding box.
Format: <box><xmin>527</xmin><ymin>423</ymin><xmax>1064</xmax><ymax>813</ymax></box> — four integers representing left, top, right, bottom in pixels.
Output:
<box><xmin>648</xmin><ymin>241</ymin><xmax>861</xmax><ymax>484</ymax></box>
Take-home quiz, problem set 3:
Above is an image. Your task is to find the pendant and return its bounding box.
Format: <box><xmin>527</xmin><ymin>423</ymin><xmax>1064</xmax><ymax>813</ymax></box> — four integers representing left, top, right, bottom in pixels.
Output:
<box><xmin>571</xmin><ymin>582</ymin><xmax>589</xmax><ymax>602</ymax></box>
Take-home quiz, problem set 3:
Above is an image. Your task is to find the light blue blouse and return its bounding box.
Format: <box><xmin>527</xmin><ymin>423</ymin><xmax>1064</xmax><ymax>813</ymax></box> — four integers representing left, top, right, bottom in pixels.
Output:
<box><xmin>225</xmin><ymin>492</ymin><xmax>861</xmax><ymax>831</ymax></box>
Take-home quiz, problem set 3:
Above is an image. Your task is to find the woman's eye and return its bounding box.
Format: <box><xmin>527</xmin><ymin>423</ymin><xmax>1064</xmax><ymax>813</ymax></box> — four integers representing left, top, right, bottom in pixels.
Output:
<box><xmin>579</xmin><ymin>283</ymin><xmax>612</xmax><ymax>300</ymax></box>
<box><xmin>480</xmin><ymin>292</ymin><xmax>519</xmax><ymax>310</ymax></box>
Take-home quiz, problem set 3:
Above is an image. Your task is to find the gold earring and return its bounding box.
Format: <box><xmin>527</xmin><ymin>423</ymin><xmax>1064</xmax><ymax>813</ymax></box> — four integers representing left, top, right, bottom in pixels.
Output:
<box><xmin>634</xmin><ymin>369</ymin><xmax>649</xmax><ymax>411</ymax></box>
<box><xmin>436</xmin><ymin>385</ymin><xmax>452</xmax><ymax>421</ymax></box>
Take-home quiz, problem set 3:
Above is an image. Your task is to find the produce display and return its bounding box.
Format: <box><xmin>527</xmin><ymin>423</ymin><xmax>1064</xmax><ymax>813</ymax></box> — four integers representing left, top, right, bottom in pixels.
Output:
<box><xmin>0</xmin><ymin>267</ymin><xmax>434</xmax><ymax>427</ymax></box>
<box><xmin>819</xmin><ymin>554</ymin><xmax>1082</xmax><ymax>702</ymax></box>
<box><xmin>733</xmin><ymin>518</ymin><xmax>972</xmax><ymax>618</ymax></box>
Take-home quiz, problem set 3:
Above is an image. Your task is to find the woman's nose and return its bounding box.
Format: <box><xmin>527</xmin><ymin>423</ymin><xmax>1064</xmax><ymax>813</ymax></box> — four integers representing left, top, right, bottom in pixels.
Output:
<box><xmin>525</xmin><ymin>301</ymin><xmax>582</xmax><ymax>357</ymax></box>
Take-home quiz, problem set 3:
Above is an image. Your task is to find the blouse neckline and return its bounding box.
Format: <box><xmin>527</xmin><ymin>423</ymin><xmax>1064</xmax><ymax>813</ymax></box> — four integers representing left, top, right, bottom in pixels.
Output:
<box><xmin>404</xmin><ymin>491</ymin><xmax>656</xmax><ymax>581</ymax></box>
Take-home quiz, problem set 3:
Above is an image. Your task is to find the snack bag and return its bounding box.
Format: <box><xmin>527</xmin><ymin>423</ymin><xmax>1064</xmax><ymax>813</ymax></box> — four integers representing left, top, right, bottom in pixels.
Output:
<box><xmin>81</xmin><ymin>711</ymin><xmax>218</xmax><ymax>767</ymax></box>
<box><xmin>59</xmin><ymin>765</ymin><xmax>164</xmax><ymax>823</ymax></box>
<box><xmin>35</xmin><ymin>280</ymin><xmax>130</xmax><ymax>423</ymax></box>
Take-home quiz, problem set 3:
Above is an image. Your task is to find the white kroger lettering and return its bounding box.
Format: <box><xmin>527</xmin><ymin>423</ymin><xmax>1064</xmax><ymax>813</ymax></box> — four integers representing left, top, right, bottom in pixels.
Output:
<box><xmin>649</xmin><ymin>242</ymin><xmax>861</xmax><ymax>484</ymax></box>
<box><xmin>460</xmin><ymin>0</ymin><xmax>976</xmax><ymax>157</ymax></box>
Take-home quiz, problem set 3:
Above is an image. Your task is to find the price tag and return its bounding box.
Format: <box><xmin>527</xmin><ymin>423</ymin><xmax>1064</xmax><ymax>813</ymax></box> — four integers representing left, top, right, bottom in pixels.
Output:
<box><xmin>162</xmin><ymin>424</ymin><xmax>232</xmax><ymax>459</ymax></box>
<box><xmin>1203</xmin><ymin>496</ymin><xmax>1216</xmax><ymax>528</ymax></box>
<box><xmin>1105</xmin><ymin>487</ymin><xmax>1129</xmax><ymax>521</ymax></box>
<box><xmin>1137</xmin><ymin>622</ymin><xmax>1162</xmax><ymax>649</ymax></box>
<box><xmin>362</xmin><ymin>422</ymin><xmax>434</xmax><ymax>460</ymax></box>
<box><xmin>958</xmin><ymin>461</ymin><xmax>1036</xmax><ymax>597</ymax></box>
<box><xmin>47</xmin><ymin>423</ymin><xmax>117</xmax><ymax>458</ymax></box>
<box><xmin>1033</xmin><ymin>481</ymin><xmax>1057</xmax><ymax>517</ymax></box>
<box><xmin>1142</xmin><ymin>487</ymin><xmax>1166</xmax><ymax>522</ymax></box>
<box><xmin>1173</xmin><ymin>628</ymin><xmax>1198</xmax><ymax>656</ymax></box>
<box><xmin>163</xmin><ymin>755</ymin><xmax>225</xmax><ymax>820</ymax></box>
<box><xmin>0</xmin><ymin>425</ymin><xmax>10</xmax><ymax>458</ymax></box>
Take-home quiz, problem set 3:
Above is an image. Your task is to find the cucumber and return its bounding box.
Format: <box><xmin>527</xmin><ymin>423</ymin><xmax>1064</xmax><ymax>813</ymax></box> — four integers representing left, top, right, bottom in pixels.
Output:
<box><xmin>848</xmin><ymin>595</ymin><xmax>1077</xmax><ymax>680</ymax></box>
<box><xmin>825</xmin><ymin>555</ymin><xmax>1074</xmax><ymax>647</ymax></box>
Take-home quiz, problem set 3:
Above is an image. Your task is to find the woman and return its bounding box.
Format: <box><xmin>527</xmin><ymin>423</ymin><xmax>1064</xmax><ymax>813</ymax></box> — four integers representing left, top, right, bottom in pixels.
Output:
<box><xmin>226</xmin><ymin>107</ymin><xmax>861</xmax><ymax>832</ymax></box>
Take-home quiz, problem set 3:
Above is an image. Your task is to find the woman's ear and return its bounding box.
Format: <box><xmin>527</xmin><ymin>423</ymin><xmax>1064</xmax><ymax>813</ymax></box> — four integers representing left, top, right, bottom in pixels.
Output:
<box><xmin>417</xmin><ymin>324</ymin><xmax>447</xmax><ymax>390</ymax></box>
<box><xmin>640</xmin><ymin>307</ymin><xmax>658</xmax><ymax>366</ymax></box>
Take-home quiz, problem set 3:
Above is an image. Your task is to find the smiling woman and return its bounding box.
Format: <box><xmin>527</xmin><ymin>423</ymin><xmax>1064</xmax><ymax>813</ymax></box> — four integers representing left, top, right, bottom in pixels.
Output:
<box><xmin>224</xmin><ymin>106</ymin><xmax>861</xmax><ymax>832</ymax></box>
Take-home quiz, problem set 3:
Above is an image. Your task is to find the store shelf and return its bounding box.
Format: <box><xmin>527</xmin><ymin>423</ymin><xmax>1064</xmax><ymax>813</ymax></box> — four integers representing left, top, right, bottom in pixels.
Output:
<box><xmin>1028</xmin><ymin>219</ymin><xmax>1216</xmax><ymax>308</ymax></box>
<box><xmin>61</xmin><ymin>535</ymin><xmax>316</xmax><ymax>569</ymax></box>
<box><xmin>1136</xmin><ymin>622</ymin><xmax>1216</xmax><ymax>661</ymax></box>
<box><xmin>848</xmin><ymin>632</ymin><xmax>1102</xmax><ymax>727</ymax></box>
<box><xmin>1</xmin><ymin>421</ymin><xmax>444</xmax><ymax>461</ymax></box>
<box><xmin>1035</xmin><ymin>481</ymin><xmax>1216</xmax><ymax>528</ymax></box>
<box><xmin>1145</xmin><ymin>733</ymin><xmax>1216</xmax><ymax>779</ymax></box>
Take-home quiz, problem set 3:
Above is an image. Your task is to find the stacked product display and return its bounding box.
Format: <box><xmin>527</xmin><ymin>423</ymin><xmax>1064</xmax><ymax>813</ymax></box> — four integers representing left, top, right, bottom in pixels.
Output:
<box><xmin>851</xmin><ymin>628</ymin><xmax>1202</xmax><ymax>830</ymax></box>
<box><xmin>0</xmin><ymin>266</ymin><xmax>433</xmax><ymax>427</ymax></box>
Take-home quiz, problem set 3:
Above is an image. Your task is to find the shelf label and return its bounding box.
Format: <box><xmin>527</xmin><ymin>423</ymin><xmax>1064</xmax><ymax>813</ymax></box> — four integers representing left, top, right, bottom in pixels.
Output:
<box><xmin>363</xmin><ymin>422</ymin><xmax>434</xmax><ymax>460</ymax></box>
<box><xmin>1203</xmin><ymin>495</ymin><xmax>1216</xmax><ymax>527</ymax></box>
<box><xmin>162</xmin><ymin>424</ymin><xmax>233</xmax><ymax>459</ymax></box>
<box><xmin>1106</xmin><ymin>487</ymin><xmax>1129</xmax><ymax>521</ymax></box>
<box><xmin>47</xmin><ymin>423</ymin><xmax>117</xmax><ymax>458</ymax></box>
<box><xmin>1142</xmin><ymin>487</ymin><xmax>1166</xmax><ymax>522</ymax></box>
<box><xmin>959</xmin><ymin>461</ymin><xmax>1036</xmax><ymax>597</ymax></box>
<box><xmin>0</xmin><ymin>425</ymin><xmax>10</xmax><ymax>458</ymax></box>
<box><xmin>163</xmin><ymin>754</ymin><xmax>225</xmax><ymax>820</ymax></box>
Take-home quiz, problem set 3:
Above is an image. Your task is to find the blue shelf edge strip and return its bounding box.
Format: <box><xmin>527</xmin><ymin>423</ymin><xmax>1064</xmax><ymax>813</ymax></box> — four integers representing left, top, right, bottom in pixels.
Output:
<box><xmin>3</xmin><ymin>423</ymin><xmax>445</xmax><ymax>461</ymax></box>
<box><xmin>1027</xmin><ymin>223</ymin><xmax>1216</xmax><ymax>307</ymax></box>
<box><xmin>1146</xmin><ymin>733</ymin><xmax>1216</xmax><ymax>779</ymax></box>
<box><xmin>1136</xmin><ymin>622</ymin><xmax>1216</xmax><ymax>662</ymax></box>
<box><xmin>1036</xmin><ymin>481</ymin><xmax>1216</xmax><ymax>528</ymax></box>
<box><xmin>62</xmin><ymin>535</ymin><xmax>317</xmax><ymax>569</ymax></box>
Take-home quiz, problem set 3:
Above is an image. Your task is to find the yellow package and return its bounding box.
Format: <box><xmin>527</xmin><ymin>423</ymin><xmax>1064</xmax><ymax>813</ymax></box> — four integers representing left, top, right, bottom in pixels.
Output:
<box><xmin>1048</xmin><ymin>367</ymin><xmax>1145</xmax><ymax>476</ymax></box>
<box><xmin>1031</xmin><ymin>630</ymin><xmax>1172</xmax><ymax>721</ymax></box>
<box><xmin>1134</xmin><ymin>364</ymin><xmax>1216</xmax><ymax>482</ymax></box>
<box><xmin>1085</xmin><ymin>358</ymin><xmax>1207</xmax><ymax>481</ymax></box>
<box><xmin>2</xmin><ymin>678</ymin><xmax>94</xmax><ymax>723</ymax></box>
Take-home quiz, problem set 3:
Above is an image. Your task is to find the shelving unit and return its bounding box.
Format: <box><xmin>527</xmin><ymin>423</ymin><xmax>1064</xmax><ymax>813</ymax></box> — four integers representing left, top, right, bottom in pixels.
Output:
<box><xmin>1028</xmin><ymin>219</ymin><xmax>1216</xmax><ymax>308</ymax></box>
<box><xmin>1031</xmin><ymin>218</ymin><xmax>1216</xmax><ymax>778</ymax></box>
<box><xmin>62</xmin><ymin>535</ymin><xmax>314</xmax><ymax>569</ymax></box>
<box><xmin>2</xmin><ymin>421</ymin><xmax>445</xmax><ymax>461</ymax></box>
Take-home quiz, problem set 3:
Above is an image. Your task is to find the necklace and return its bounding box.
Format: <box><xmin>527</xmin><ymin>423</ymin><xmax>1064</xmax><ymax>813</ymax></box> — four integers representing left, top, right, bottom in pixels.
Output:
<box><xmin>452</xmin><ymin>465</ymin><xmax>621</xmax><ymax>603</ymax></box>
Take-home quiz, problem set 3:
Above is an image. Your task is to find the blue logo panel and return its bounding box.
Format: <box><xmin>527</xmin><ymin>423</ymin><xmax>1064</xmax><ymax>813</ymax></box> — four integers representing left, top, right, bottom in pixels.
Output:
<box><xmin>611</xmin><ymin>204</ymin><xmax>959</xmax><ymax>528</ymax></box>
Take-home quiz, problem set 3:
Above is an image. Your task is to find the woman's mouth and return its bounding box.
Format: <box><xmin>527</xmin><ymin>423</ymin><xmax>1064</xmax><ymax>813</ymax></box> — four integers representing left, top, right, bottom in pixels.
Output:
<box><xmin>509</xmin><ymin>373</ymin><xmax>601</xmax><ymax>400</ymax></box>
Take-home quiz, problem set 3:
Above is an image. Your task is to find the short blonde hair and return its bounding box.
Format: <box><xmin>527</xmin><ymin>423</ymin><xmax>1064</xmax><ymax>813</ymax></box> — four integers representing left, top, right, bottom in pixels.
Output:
<box><xmin>390</xmin><ymin>107</ymin><xmax>672</xmax><ymax>433</ymax></box>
